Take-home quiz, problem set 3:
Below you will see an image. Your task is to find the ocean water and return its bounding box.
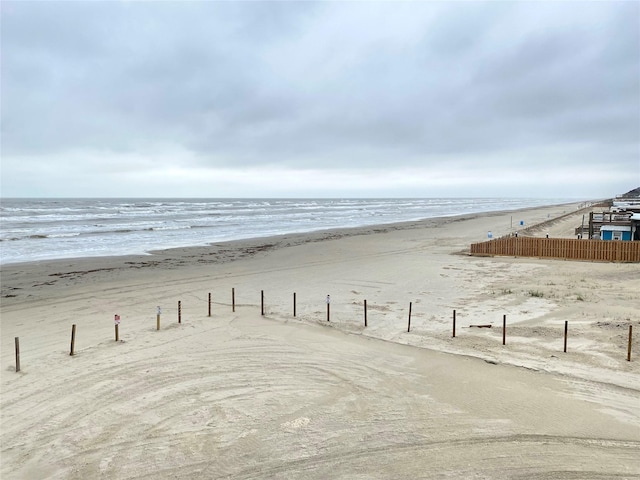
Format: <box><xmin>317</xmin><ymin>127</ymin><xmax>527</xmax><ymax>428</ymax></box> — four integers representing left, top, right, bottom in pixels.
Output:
<box><xmin>0</xmin><ymin>198</ymin><xmax>573</xmax><ymax>264</ymax></box>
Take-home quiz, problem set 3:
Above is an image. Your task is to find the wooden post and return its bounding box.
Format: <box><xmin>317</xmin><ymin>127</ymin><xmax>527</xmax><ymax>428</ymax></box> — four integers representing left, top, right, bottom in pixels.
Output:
<box><xmin>407</xmin><ymin>302</ymin><xmax>412</xmax><ymax>333</ymax></box>
<box><xmin>293</xmin><ymin>292</ymin><xmax>296</xmax><ymax>317</ymax></box>
<box><xmin>178</xmin><ymin>301</ymin><xmax>182</xmax><ymax>324</ymax></box>
<box><xmin>70</xmin><ymin>324</ymin><xmax>76</xmax><ymax>356</ymax></box>
<box><xmin>364</xmin><ymin>299</ymin><xmax>367</xmax><ymax>327</ymax></box>
<box><xmin>502</xmin><ymin>315</ymin><xmax>506</xmax><ymax>345</ymax></box>
<box><xmin>326</xmin><ymin>295</ymin><xmax>330</xmax><ymax>322</ymax></box>
<box><xmin>261</xmin><ymin>290</ymin><xmax>264</xmax><ymax>316</ymax></box>
<box><xmin>114</xmin><ymin>314</ymin><xmax>120</xmax><ymax>341</ymax></box>
<box><xmin>232</xmin><ymin>288</ymin><xmax>235</xmax><ymax>312</ymax></box>
<box><xmin>452</xmin><ymin>309</ymin><xmax>456</xmax><ymax>338</ymax></box>
<box><xmin>157</xmin><ymin>306</ymin><xmax>161</xmax><ymax>331</ymax></box>
<box><xmin>208</xmin><ymin>292</ymin><xmax>211</xmax><ymax>317</ymax></box>
<box><xmin>628</xmin><ymin>325</ymin><xmax>633</xmax><ymax>362</ymax></box>
<box><xmin>15</xmin><ymin>337</ymin><xmax>20</xmax><ymax>373</ymax></box>
<box><xmin>564</xmin><ymin>321</ymin><xmax>568</xmax><ymax>353</ymax></box>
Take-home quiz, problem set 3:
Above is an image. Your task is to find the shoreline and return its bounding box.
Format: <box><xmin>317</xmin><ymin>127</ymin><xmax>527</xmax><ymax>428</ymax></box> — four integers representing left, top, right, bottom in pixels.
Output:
<box><xmin>0</xmin><ymin>202</ymin><xmax>582</xmax><ymax>304</ymax></box>
<box><xmin>0</xmin><ymin>199</ymin><xmax>589</xmax><ymax>270</ymax></box>
<box><xmin>0</xmin><ymin>199</ymin><xmax>592</xmax><ymax>268</ymax></box>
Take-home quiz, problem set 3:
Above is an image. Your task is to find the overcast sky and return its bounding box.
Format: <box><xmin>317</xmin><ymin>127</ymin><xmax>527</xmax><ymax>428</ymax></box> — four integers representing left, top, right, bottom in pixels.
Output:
<box><xmin>1</xmin><ymin>1</ymin><xmax>638</xmax><ymax>198</ymax></box>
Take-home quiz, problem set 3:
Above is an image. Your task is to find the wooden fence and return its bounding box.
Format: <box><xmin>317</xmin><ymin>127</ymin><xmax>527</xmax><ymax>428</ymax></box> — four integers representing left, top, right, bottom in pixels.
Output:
<box><xmin>470</xmin><ymin>237</ymin><xmax>640</xmax><ymax>262</ymax></box>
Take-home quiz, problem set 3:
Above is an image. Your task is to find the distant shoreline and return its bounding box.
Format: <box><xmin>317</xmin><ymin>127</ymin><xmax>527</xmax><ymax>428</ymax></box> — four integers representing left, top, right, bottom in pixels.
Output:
<box><xmin>0</xmin><ymin>197</ymin><xmax>590</xmax><ymax>266</ymax></box>
<box><xmin>0</xmin><ymin>200</ymin><xmax>588</xmax><ymax>270</ymax></box>
<box><xmin>0</xmin><ymin>200</ymin><xmax>591</xmax><ymax>306</ymax></box>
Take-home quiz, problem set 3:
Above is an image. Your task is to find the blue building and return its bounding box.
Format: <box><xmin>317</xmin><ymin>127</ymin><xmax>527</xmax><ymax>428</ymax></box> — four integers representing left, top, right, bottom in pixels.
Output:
<box><xmin>600</xmin><ymin>225</ymin><xmax>632</xmax><ymax>241</ymax></box>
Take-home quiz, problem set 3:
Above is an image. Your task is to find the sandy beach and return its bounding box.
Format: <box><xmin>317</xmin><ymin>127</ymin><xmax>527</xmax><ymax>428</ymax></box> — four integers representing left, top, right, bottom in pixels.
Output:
<box><xmin>1</xmin><ymin>201</ymin><xmax>639</xmax><ymax>479</ymax></box>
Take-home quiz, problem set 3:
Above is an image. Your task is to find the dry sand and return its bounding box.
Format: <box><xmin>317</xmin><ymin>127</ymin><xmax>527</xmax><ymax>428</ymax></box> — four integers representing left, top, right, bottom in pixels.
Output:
<box><xmin>1</xmin><ymin>202</ymin><xmax>639</xmax><ymax>479</ymax></box>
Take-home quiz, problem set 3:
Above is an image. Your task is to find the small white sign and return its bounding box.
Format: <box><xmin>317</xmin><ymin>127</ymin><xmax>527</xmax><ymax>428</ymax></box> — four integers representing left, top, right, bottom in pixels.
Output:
<box><xmin>114</xmin><ymin>314</ymin><xmax>121</xmax><ymax>325</ymax></box>
<box><xmin>326</xmin><ymin>295</ymin><xmax>331</xmax><ymax>305</ymax></box>
<box><xmin>157</xmin><ymin>306</ymin><xmax>162</xmax><ymax>315</ymax></box>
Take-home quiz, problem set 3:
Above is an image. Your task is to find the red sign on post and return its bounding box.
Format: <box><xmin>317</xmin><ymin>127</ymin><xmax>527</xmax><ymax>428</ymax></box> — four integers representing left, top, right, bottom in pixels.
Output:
<box><xmin>114</xmin><ymin>314</ymin><xmax>121</xmax><ymax>325</ymax></box>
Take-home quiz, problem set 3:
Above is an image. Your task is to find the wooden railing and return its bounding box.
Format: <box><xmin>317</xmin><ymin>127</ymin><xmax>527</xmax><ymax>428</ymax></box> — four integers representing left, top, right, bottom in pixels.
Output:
<box><xmin>470</xmin><ymin>237</ymin><xmax>640</xmax><ymax>262</ymax></box>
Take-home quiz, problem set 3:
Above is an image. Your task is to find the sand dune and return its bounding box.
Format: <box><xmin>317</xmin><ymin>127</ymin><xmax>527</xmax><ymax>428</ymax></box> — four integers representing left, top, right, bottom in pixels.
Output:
<box><xmin>2</xmin><ymin>202</ymin><xmax>639</xmax><ymax>479</ymax></box>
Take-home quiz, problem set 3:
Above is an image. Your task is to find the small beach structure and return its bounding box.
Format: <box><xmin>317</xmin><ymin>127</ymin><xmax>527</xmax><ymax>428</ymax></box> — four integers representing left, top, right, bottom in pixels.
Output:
<box><xmin>599</xmin><ymin>212</ymin><xmax>640</xmax><ymax>241</ymax></box>
<box><xmin>584</xmin><ymin>211</ymin><xmax>631</xmax><ymax>239</ymax></box>
<box><xmin>600</xmin><ymin>225</ymin><xmax>632</xmax><ymax>241</ymax></box>
<box><xmin>582</xmin><ymin>191</ymin><xmax>640</xmax><ymax>239</ymax></box>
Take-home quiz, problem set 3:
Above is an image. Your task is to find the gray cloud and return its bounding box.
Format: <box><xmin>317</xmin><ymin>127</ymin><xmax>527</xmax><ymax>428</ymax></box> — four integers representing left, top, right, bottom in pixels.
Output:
<box><xmin>1</xmin><ymin>1</ymin><xmax>638</xmax><ymax>197</ymax></box>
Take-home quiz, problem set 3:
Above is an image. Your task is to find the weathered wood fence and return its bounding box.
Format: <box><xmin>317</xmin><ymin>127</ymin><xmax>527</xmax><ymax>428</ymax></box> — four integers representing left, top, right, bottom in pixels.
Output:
<box><xmin>470</xmin><ymin>237</ymin><xmax>640</xmax><ymax>262</ymax></box>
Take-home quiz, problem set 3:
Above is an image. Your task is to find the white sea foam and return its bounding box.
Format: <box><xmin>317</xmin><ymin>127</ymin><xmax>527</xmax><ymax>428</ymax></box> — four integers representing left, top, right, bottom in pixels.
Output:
<box><xmin>0</xmin><ymin>198</ymin><xmax>577</xmax><ymax>264</ymax></box>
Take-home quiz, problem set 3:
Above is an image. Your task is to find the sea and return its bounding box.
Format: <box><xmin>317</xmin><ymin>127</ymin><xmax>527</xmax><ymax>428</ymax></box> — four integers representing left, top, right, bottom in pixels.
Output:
<box><xmin>0</xmin><ymin>198</ymin><xmax>576</xmax><ymax>265</ymax></box>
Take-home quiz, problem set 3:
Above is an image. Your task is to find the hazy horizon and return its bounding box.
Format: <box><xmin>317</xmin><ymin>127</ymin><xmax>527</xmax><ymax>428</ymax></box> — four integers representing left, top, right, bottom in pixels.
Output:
<box><xmin>2</xmin><ymin>1</ymin><xmax>638</xmax><ymax>198</ymax></box>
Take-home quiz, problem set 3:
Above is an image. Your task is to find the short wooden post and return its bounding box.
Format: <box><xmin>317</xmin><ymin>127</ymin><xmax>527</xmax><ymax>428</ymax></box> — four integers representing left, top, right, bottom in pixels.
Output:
<box><xmin>178</xmin><ymin>301</ymin><xmax>182</xmax><ymax>324</ymax></box>
<box><xmin>502</xmin><ymin>315</ymin><xmax>506</xmax><ymax>345</ymax></box>
<box><xmin>208</xmin><ymin>293</ymin><xmax>212</xmax><ymax>317</ymax></box>
<box><xmin>452</xmin><ymin>309</ymin><xmax>456</xmax><ymax>338</ymax></box>
<box><xmin>293</xmin><ymin>292</ymin><xmax>296</xmax><ymax>317</ymax></box>
<box><xmin>407</xmin><ymin>302</ymin><xmax>412</xmax><ymax>332</ymax></box>
<box><xmin>628</xmin><ymin>325</ymin><xmax>633</xmax><ymax>362</ymax></box>
<box><xmin>15</xmin><ymin>337</ymin><xmax>20</xmax><ymax>373</ymax></box>
<box><xmin>261</xmin><ymin>290</ymin><xmax>264</xmax><ymax>316</ymax></box>
<box><xmin>564</xmin><ymin>321</ymin><xmax>568</xmax><ymax>353</ymax></box>
<box><xmin>114</xmin><ymin>314</ymin><xmax>120</xmax><ymax>341</ymax></box>
<box><xmin>232</xmin><ymin>288</ymin><xmax>235</xmax><ymax>312</ymax></box>
<box><xmin>364</xmin><ymin>299</ymin><xmax>368</xmax><ymax>327</ymax></box>
<box><xmin>326</xmin><ymin>295</ymin><xmax>330</xmax><ymax>322</ymax></box>
<box><xmin>157</xmin><ymin>306</ymin><xmax>161</xmax><ymax>331</ymax></box>
<box><xmin>70</xmin><ymin>324</ymin><xmax>76</xmax><ymax>356</ymax></box>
